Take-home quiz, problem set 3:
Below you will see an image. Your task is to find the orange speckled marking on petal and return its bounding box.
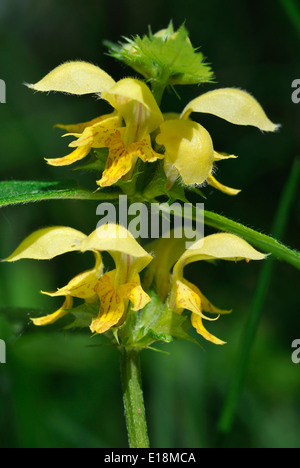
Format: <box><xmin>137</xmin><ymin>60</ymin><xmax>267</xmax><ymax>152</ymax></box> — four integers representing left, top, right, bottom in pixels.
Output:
<box><xmin>98</xmin><ymin>133</ymin><xmax>163</xmax><ymax>187</ymax></box>
<box><xmin>119</xmin><ymin>274</ymin><xmax>151</xmax><ymax>311</ymax></box>
<box><xmin>129</xmin><ymin>135</ymin><xmax>164</xmax><ymax>163</ymax></box>
<box><xmin>175</xmin><ymin>280</ymin><xmax>202</xmax><ymax>316</ymax></box>
<box><xmin>98</xmin><ymin>141</ymin><xmax>132</xmax><ymax>187</ymax></box>
<box><xmin>42</xmin><ymin>269</ymin><xmax>100</xmax><ymax>300</ymax></box>
<box><xmin>91</xmin><ymin>273</ymin><xmax>125</xmax><ymax>334</ymax></box>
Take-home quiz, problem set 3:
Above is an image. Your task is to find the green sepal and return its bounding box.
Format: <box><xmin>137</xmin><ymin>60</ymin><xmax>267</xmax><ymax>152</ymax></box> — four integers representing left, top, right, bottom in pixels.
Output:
<box><xmin>105</xmin><ymin>22</ymin><xmax>214</xmax><ymax>88</ymax></box>
<box><xmin>142</xmin><ymin>160</ymin><xmax>206</xmax><ymax>203</ymax></box>
<box><xmin>118</xmin><ymin>289</ymin><xmax>202</xmax><ymax>349</ymax></box>
<box><xmin>142</xmin><ymin>161</ymin><xmax>187</xmax><ymax>202</ymax></box>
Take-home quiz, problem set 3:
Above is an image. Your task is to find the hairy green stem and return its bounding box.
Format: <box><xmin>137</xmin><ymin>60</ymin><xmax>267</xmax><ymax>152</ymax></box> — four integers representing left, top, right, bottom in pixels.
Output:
<box><xmin>120</xmin><ymin>347</ymin><xmax>149</xmax><ymax>448</ymax></box>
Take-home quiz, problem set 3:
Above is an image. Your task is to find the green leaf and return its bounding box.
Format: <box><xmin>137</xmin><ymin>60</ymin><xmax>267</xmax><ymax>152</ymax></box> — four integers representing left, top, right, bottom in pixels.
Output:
<box><xmin>0</xmin><ymin>180</ymin><xmax>121</xmax><ymax>207</ymax></box>
<box><xmin>105</xmin><ymin>22</ymin><xmax>214</xmax><ymax>87</ymax></box>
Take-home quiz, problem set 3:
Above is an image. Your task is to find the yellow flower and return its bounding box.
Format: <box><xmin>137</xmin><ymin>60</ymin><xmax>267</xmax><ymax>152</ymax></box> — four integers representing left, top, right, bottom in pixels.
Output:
<box><xmin>80</xmin><ymin>224</ymin><xmax>152</xmax><ymax>333</ymax></box>
<box><xmin>156</xmin><ymin>88</ymin><xmax>279</xmax><ymax>195</ymax></box>
<box><xmin>6</xmin><ymin>224</ymin><xmax>152</xmax><ymax>334</ymax></box>
<box><xmin>145</xmin><ymin>233</ymin><xmax>266</xmax><ymax>345</ymax></box>
<box><xmin>28</xmin><ymin>62</ymin><xmax>164</xmax><ymax>187</ymax></box>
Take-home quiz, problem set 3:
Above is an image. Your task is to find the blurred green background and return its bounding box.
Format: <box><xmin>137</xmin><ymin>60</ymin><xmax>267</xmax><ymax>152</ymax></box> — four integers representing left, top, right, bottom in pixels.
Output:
<box><xmin>0</xmin><ymin>0</ymin><xmax>299</xmax><ymax>448</ymax></box>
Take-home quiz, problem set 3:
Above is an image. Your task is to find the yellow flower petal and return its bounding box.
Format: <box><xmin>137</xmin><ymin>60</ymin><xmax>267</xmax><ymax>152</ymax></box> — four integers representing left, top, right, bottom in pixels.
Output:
<box><xmin>102</xmin><ymin>78</ymin><xmax>163</xmax><ymax>143</ymax></box>
<box><xmin>191</xmin><ymin>313</ymin><xmax>226</xmax><ymax>345</ymax></box>
<box><xmin>91</xmin><ymin>269</ymin><xmax>150</xmax><ymax>334</ymax></box>
<box><xmin>97</xmin><ymin>133</ymin><xmax>163</xmax><ymax>187</ymax></box>
<box><xmin>6</xmin><ymin>227</ymin><xmax>86</xmax><ymax>262</ymax></box>
<box><xmin>184</xmin><ymin>279</ymin><xmax>231</xmax><ymax>315</ymax></box>
<box><xmin>173</xmin><ymin>232</ymin><xmax>267</xmax><ymax>279</ymax></box>
<box><xmin>119</xmin><ymin>274</ymin><xmax>151</xmax><ymax>311</ymax></box>
<box><xmin>97</xmin><ymin>134</ymin><xmax>132</xmax><ymax>187</ymax></box>
<box><xmin>42</xmin><ymin>268</ymin><xmax>101</xmax><ymax>301</ymax></box>
<box><xmin>171</xmin><ymin>280</ymin><xmax>226</xmax><ymax>345</ymax></box>
<box><xmin>55</xmin><ymin>116</ymin><xmax>107</xmax><ymax>134</ymax></box>
<box><xmin>213</xmin><ymin>151</ymin><xmax>238</xmax><ymax>161</ymax></box>
<box><xmin>207</xmin><ymin>174</ymin><xmax>241</xmax><ymax>196</ymax></box>
<box><xmin>27</xmin><ymin>61</ymin><xmax>116</xmax><ymax>95</ymax></box>
<box><xmin>174</xmin><ymin>279</ymin><xmax>202</xmax><ymax>315</ymax></box>
<box><xmin>31</xmin><ymin>296</ymin><xmax>73</xmax><ymax>327</ymax></box>
<box><xmin>181</xmin><ymin>88</ymin><xmax>279</xmax><ymax>132</ymax></box>
<box><xmin>167</xmin><ymin>233</ymin><xmax>266</xmax><ymax>345</ymax></box>
<box><xmin>129</xmin><ymin>135</ymin><xmax>164</xmax><ymax>163</ymax></box>
<box><xmin>173</xmin><ymin>280</ymin><xmax>219</xmax><ymax>321</ymax></box>
<box><xmin>46</xmin><ymin>145</ymin><xmax>91</xmax><ymax>167</ymax></box>
<box><xmin>70</xmin><ymin>126</ymin><xmax>122</xmax><ymax>149</ymax></box>
<box><xmin>156</xmin><ymin>119</ymin><xmax>214</xmax><ymax>185</ymax></box>
<box><xmin>91</xmin><ymin>272</ymin><xmax>125</xmax><ymax>334</ymax></box>
<box><xmin>54</xmin><ymin>112</ymin><xmax>120</xmax><ymax>134</ymax></box>
<box><xmin>81</xmin><ymin>224</ymin><xmax>153</xmax><ymax>274</ymax></box>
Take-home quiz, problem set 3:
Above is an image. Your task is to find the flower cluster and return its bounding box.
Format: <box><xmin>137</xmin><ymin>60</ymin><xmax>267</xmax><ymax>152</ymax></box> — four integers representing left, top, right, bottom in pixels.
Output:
<box><xmin>6</xmin><ymin>25</ymin><xmax>279</xmax><ymax>348</ymax></box>
<box><xmin>6</xmin><ymin>224</ymin><xmax>152</xmax><ymax>334</ymax></box>
<box><xmin>28</xmin><ymin>58</ymin><xmax>278</xmax><ymax>195</ymax></box>
<box><xmin>7</xmin><ymin>225</ymin><xmax>265</xmax><ymax>345</ymax></box>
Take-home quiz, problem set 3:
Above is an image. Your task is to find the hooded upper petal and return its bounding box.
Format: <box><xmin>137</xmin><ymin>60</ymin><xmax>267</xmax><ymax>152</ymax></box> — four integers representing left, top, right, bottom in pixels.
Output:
<box><xmin>27</xmin><ymin>61</ymin><xmax>116</xmax><ymax>95</ymax></box>
<box><xmin>181</xmin><ymin>88</ymin><xmax>279</xmax><ymax>132</ymax></box>
<box><xmin>102</xmin><ymin>78</ymin><xmax>164</xmax><ymax>144</ymax></box>
<box><xmin>173</xmin><ymin>232</ymin><xmax>267</xmax><ymax>279</ymax></box>
<box><xmin>6</xmin><ymin>227</ymin><xmax>86</xmax><ymax>262</ymax></box>
<box><xmin>81</xmin><ymin>224</ymin><xmax>153</xmax><ymax>278</ymax></box>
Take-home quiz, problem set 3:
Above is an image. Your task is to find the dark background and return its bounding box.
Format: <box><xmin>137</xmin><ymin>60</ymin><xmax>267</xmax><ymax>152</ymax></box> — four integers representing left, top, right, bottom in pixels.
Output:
<box><xmin>0</xmin><ymin>0</ymin><xmax>299</xmax><ymax>448</ymax></box>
